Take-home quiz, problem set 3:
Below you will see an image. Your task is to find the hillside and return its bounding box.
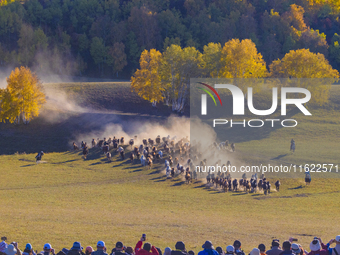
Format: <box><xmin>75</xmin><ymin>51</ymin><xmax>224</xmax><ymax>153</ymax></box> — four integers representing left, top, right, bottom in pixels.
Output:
<box><xmin>0</xmin><ymin>82</ymin><xmax>180</xmax><ymax>155</ymax></box>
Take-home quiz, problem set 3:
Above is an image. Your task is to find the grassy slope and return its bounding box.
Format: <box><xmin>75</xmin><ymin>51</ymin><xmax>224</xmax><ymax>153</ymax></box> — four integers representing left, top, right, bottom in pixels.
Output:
<box><xmin>1</xmin><ymin>150</ymin><xmax>340</xmax><ymax>253</ymax></box>
<box><xmin>0</xmin><ymin>83</ymin><xmax>339</xmax><ymax>253</ymax></box>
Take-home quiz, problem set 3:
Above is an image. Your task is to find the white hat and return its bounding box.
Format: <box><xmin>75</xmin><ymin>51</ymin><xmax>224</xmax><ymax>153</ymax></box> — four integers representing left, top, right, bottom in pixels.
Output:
<box><xmin>4</xmin><ymin>244</ymin><xmax>17</xmax><ymax>255</ymax></box>
<box><xmin>226</xmin><ymin>246</ymin><xmax>234</xmax><ymax>254</ymax></box>
<box><xmin>335</xmin><ymin>236</ymin><xmax>340</xmax><ymax>243</ymax></box>
<box><xmin>310</xmin><ymin>240</ymin><xmax>321</xmax><ymax>251</ymax></box>
<box><xmin>291</xmin><ymin>243</ymin><xmax>301</xmax><ymax>254</ymax></box>
<box><xmin>249</xmin><ymin>248</ymin><xmax>260</xmax><ymax>255</ymax></box>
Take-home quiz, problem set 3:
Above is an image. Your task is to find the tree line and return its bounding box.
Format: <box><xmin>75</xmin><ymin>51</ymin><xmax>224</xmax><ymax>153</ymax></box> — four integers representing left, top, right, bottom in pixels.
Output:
<box><xmin>1</xmin><ymin>0</ymin><xmax>340</xmax><ymax>77</ymax></box>
<box><xmin>131</xmin><ymin>40</ymin><xmax>339</xmax><ymax>112</ymax></box>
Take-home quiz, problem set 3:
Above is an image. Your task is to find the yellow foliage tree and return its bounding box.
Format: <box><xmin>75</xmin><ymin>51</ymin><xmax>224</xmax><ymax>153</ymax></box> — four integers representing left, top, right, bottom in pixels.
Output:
<box><xmin>131</xmin><ymin>49</ymin><xmax>164</xmax><ymax>106</ymax></box>
<box><xmin>202</xmin><ymin>42</ymin><xmax>222</xmax><ymax>78</ymax></box>
<box><xmin>269</xmin><ymin>48</ymin><xmax>339</xmax><ymax>105</ymax></box>
<box><xmin>0</xmin><ymin>66</ymin><xmax>46</xmax><ymax>124</ymax></box>
<box><xmin>306</xmin><ymin>0</ymin><xmax>340</xmax><ymax>15</ymax></box>
<box><xmin>270</xmin><ymin>48</ymin><xmax>339</xmax><ymax>78</ymax></box>
<box><xmin>219</xmin><ymin>39</ymin><xmax>268</xmax><ymax>78</ymax></box>
<box><xmin>161</xmin><ymin>44</ymin><xmax>203</xmax><ymax>112</ymax></box>
<box><xmin>219</xmin><ymin>39</ymin><xmax>268</xmax><ymax>95</ymax></box>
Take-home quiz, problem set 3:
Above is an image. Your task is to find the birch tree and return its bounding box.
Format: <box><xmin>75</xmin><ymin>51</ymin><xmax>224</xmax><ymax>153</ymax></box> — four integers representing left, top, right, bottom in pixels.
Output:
<box><xmin>269</xmin><ymin>48</ymin><xmax>339</xmax><ymax>106</ymax></box>
<box><xmin>162</xmin><ymin>44</ymin><xmax>203</xmax><ymax>112</ymax></box>
<box><xmin>131</xmin><ymin>49</ymin><xmax>164</xmax><ymax>106</ymax></box>
<box><xmin>0</xmin><ymin>66</ymin><xmax>46</xmax><ymax>124</ymax></box>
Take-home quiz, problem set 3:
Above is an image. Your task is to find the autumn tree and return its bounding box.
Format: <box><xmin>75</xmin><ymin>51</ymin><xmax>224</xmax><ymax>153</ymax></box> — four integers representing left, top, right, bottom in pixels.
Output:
<box><xmin>269</xmin><ymin>48</ymin><xmax>339</xmax><ymax>105</ymax></box>
<box><xmin>161</xmin><ymin>44</ymin><xmax>203</xmax><ymax>111</ymax></box>
<box><xmin>131</xmin><ymin>49</ymin><xmax>164</xmax><ymax>106</ymax></box>
<box><xmin>219</xmin><ymin>39</ymin><xmax>268</xmax><ymax>79</ymax></box>
<box><xmin>270</xmin><ymin>48</ymin><xmax>339</xmax><ymax>78</ymax></box>
<box><xmin>202</xmin><ymin>42</ymin><xmax>222</xmax><ymax>78</ymax></box>
<box><xmin>0</xmin><ymin>66</ymin><xmax>46</xmax><ymax>124</ymax></box>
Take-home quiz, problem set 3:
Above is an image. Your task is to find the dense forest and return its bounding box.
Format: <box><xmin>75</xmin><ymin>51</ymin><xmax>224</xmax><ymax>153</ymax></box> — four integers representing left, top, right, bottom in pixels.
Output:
<box><xmin>0</xmin><ymin>0</ymin><xmax>340</xmax><ymax>78</ymax></box>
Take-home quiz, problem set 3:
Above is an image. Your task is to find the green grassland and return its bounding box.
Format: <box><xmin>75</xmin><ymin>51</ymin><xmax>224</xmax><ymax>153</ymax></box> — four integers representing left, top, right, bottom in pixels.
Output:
<box><xmin>1</xmin><ymin>150</ymin><xmax>340</xmax><ymax>254</ymax></box>
<box><xmin>0</xmin><ymin>82</ymin><xmax>340</xmax><ymax>254</ymax></box>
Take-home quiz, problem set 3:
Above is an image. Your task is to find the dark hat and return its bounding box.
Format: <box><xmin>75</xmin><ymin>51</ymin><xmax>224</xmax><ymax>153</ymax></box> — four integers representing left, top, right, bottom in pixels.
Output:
<box><xmin>188</xmin><ymin>251</ymin><xmax>195</xmax><ymax>255</ymax></box>
<box><xmin>116</xmin><ymin>242</ymin><xmax>124</xmax><ymax>249</ymax></box>
<box><xmin>282</xmin><ymin>241</ymin><xmax>291</xmax><ymax>251</ymax></box>
<box><xmin>71</xmin><ymin>242</ymin><xmax>83</xmax><ymax>251</ymax></box>
<box><xmin>216</xmin><ymin>247</ymin><xmax>223</xmax><ymax>255</ymax></box>
<box><xmin>272</xmin><ymin>240</ymin><xmax>280</xmax><ymax>247</ymax></box>
<box><xmin>233</xmin><ymin>241</ymin><xmax>241</xmax><ymax>249</ymax></box>
<box><xmin>175</xmin><ymin>242</ymin><xmax>185</xmax><ymax>251</ymax></box>
<box><xmin>258</xmin><ymin>244</ymin><xmax>266</xmax><ymax>252</ymax></box>
<box><xmin>202</xmin><ymin>241</ymin><xmax>214</xmax><ymax>249</ymax></box>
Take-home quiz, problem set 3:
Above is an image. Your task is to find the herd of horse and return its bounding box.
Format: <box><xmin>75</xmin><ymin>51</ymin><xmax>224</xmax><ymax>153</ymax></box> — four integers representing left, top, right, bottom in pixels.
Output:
<box><xmin>70</xmin><ymin>135</ymin><xmax>291</xmax><ymax>195</ymax></box>
<box><xmin>72</xmin><ymin>135</ymin><xmax>192</xmax><ymax>170</ymax></box>
<box><xmin>205</xmin><ymin>173</ymin><xmax>281</xmax><ymax>194</ymax></box>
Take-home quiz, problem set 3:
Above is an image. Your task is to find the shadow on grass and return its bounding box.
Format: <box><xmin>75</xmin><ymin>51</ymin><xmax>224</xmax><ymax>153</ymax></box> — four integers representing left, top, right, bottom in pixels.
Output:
<box><xmin>20</xmin><ymin>164</ymin><xmax>36</xmax><ymax>167</ymax></box>
<box><xmin>51</xmin><ymin>159</ymin><xmax>79</xmax><ymax>164</ymax></box>
<box><xmin>123</xmin><ymin>165</ymin><xmax>142</xmax><ymax>170</ymax></box>
<box><xmin>210</xmin><ymin>191</ymin><xmax>223</xmax><ymax>194</ymax></box>
<box><xmin>232</xmin><ymin>192</ymin><xmax>247</xmax><ymax>196</ymax></box>
<box><xmin>150</xmin><ymin>176</ymin><xmax>163</xmax><ymax>181</ymax></box>
<box><xmin>86</xmin><ymin>150</ymin><xmax>105</xmax><ymax>161</ymax></box>
<box><xmin>114</xmin><ymin>158</ymin><xmax>139</xmax><ymax>168</ymax></box>
<box><xmin>271</xmin><ymin>154</ymin><xmax>289</xmax><ymax>160</ymax></box>
<box><xmin>155</xmin><ymin>179</ymin><xmax>167</xmax><ymax>182</ymax></box>
<box><xmin>288</xmin><ymin>185</ymin><xmax>304</xmax><ymax>190</ymax></box>
<box><xmin>194</xmin><ymin>184</ymin><xmax>207</xmax><ymax>189</ymax></box>
<box><xmin>132</xmin><ymin>169</ymin><xmax>143</xmax><ymax>172</ymax></box>
<box><xmin>251</xmin><ymin>193</ymin><xmax>262</xmax><ymax>197</ymax></box>
<box><xmin>19</xmin><ymin>158</ymin><xmax>35</xmax><ymax>162</ymax></box>
<box><xmin>89</xmin><ymin>162</ymin><xmax>102</xmax><ymax>166</ymax></box>
<box><xmin>172</xmin><ymin>181</ymin><xmax>185</xmax><ymax>186</ymax></box>
<box><xmin>148</xmin><ymin>170</ymin><xmax>160</xmax><ymax>175</ymax></box>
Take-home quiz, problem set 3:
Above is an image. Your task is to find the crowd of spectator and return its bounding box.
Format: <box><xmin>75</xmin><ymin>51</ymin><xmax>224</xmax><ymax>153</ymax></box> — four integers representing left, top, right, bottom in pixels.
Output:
<box><xmin>0</xmin><ymin>235</ymin><xmax>339</xmax><ymax>255</ymax></box>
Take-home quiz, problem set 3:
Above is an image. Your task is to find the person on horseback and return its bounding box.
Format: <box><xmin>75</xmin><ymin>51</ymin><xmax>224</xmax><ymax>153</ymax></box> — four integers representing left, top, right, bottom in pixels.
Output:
<box><xmin>232</xmin><ymin>179</ymin><xmax>238</xmax><ymax>191</ymax></box>
<box><xmin>171</xmin><ymin>167</ymin><xmax>175</xmax><ymax>177</ymax></box>
<box><xmin>83</xmin><ymin>146</ymin><xmax>89</xmax><ymax>159</ymax></box>
<box><xmin>263</xmin><ymin>180</ymin><xmax>268</xmax><ymax>195</ymax></box>
<box><xmin>305</xmin><ymin>168</ymin><xmax>311</xmax><ymax>185</ymax></box>
<box><xmin>290</xmin><ymin>139</ymin><xmax>295</xmax><ymax>153</ymax></box>
<box><xmin>35</xmin><ymin>151</ymin><xmax>44</xmax><ymax>162</ymax></box>
<box><xmin>185</xmin><ymin>170</ymin><xmax>191</xmax><ymax>184</ymax></box>
<box><xmin>206</xmin><ymin>170</ymin><xmax>211</xmax><ymax>183</ymax></box>
<box><xmin>158</xmin><ymin>150</ymin><xmax>163</xmax><ymax>159</ymax></box>
<box><xmin>166</xmin><ymin>165</ymin><xmax>171</xmax><ymax>178</ymax></box>
<box><xmin>275</xmin><ymin>180</ymin><xmax>281</xmax><ymax>191</ymax></box>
